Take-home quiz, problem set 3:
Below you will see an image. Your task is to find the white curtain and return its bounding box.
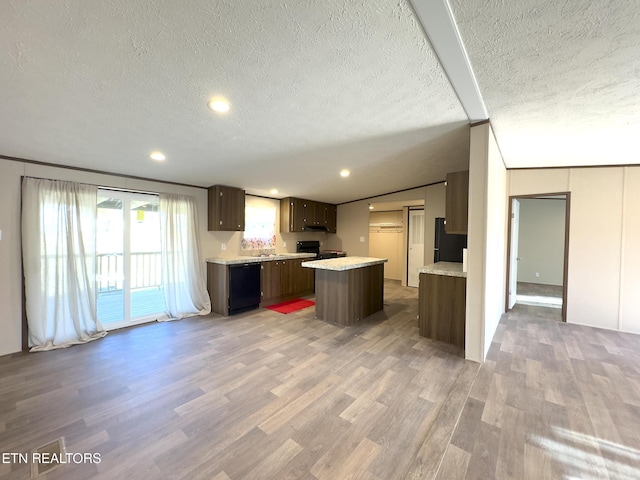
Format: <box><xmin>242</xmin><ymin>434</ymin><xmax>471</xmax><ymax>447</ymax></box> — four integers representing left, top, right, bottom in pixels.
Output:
<box><xmin>22</xmin><ymin>177</ymin><xmax>106</xmax><ymax>351</ymax></box>
<box><xmin>159</xmin><ymin>193</ymin><xmax>211</xmax><ymax>319</ymax></box>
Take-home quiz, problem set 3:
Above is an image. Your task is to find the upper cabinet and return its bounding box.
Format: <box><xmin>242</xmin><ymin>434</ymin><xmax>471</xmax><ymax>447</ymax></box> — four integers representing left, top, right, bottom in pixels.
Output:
<box><xmin>280</xmin><ymin>197</ymin><xmax>337</xmax><ymax>233</ymax></box>
<box><xmin>324</xmin><ymin>203</ymin><xmax>337</xmax><ymax>233</ymax></box>
<box><xmin>445</xmin><ymin>170</ymin><xmax>469</xmax><ymax>234</ymax></box>
<box><xmin>208</xmin><ymin>185</ymin><xmax>245</xmax><ymax>231</ymax></box>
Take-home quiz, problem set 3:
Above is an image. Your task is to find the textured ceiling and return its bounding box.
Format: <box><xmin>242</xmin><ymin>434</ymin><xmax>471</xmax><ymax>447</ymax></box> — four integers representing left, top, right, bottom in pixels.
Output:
<box><xmin>451</xmin><ymin>0</ymin><xmax>640</xmax><ymax>168</ymax></box>
<box><xmin>0</xmin><ymin>0</ymin><xmax>469</xmax><ymax>203</ymax></box>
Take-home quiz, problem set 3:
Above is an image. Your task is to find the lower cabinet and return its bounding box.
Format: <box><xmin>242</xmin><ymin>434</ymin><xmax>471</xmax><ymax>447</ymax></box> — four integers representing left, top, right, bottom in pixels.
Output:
<box><xmin>418</xmin><ymin>273</ymin><xmax>466</xmax><ymax>349</ymax></box>
<box><xmin>207</xmin><ymin>262</ymin><xmax>230</xmax><ymax>316</ymax></box>
<box><xmin>207</xmin><ymin>259</ymin><xmax>316</xmax><ymax>317</ymax></box>
<box><xmin>261</xmin><ymin>259</ymin><xmax>314</xmax><ymax>305</ymax></box>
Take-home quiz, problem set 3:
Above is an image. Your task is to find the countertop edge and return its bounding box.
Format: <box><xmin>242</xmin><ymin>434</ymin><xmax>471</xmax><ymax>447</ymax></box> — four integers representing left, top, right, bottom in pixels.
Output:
<box><xmin>302</xmin><ymin>257</ymin><xmax>387</xmax><ymax>271</ymax></box>
<box><xmin>418</xmin><ymin>262</ymin><xmax>467</xmax><ymax>278</ymax></box>
<box><xmin>207</xmin><ymin>253</ymin><xmax>317</xmax><ymax>265</ymax></box>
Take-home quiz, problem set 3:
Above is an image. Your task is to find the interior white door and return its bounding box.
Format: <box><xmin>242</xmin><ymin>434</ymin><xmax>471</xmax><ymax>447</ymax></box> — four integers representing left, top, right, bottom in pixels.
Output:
<box><xmin>508</xmin><ymin>198</ymin><xmax>520</xmax><ymax>309</ymax></box>
<box><xmin>407</xmin><ymin>210</ymin><xmax>425</xmax><ymax>288</ymax></box>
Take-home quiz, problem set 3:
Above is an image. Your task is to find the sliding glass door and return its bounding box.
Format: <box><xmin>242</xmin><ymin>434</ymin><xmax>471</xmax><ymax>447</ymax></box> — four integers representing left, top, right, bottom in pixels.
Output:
<box><xmin>96</xmin><ymin>190</ymin><xmax>166</xmax><ymax>328</ymax></box>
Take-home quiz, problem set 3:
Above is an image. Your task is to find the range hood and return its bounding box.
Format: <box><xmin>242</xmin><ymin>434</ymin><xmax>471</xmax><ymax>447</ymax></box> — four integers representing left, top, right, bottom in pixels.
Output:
<box><xmin>303</xmin><ymin>225</ymin><xmax>328</xmax><ymax>232</ymax></box>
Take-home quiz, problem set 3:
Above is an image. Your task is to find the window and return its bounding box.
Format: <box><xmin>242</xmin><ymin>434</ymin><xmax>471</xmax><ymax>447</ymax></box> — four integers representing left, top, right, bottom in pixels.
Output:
<box><xmin>242</xmin><ymin>196</ymin><xmax>277</xmax><ymax>250</ymax></box>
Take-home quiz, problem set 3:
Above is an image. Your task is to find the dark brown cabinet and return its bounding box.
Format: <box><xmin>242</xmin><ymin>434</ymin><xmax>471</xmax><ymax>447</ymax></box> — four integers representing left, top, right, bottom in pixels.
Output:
<box><xmin>293</xmin><ymin>258</ymin><xmax>316</xmax><ymax>292</ymax></box>
<box><xmin>324</xmin><ymin>204</ymin><xmax>337</xmax><ymax>233</ymax></box>
<box><xmin>445</xmin><ymin>170</ymin><xmax>469</xmax><ymax>234</ymax></box>
<box><xmin>260</xmin><ymin>260</ymin><xmax>281</xmax><ymax>301</ymax></box>
<box><xmin>303</xmin><ymin>200</ymin><xmax>321</xmax><ymax>227</ymax></box>
<box><xmin>280</xmin><ymin>259</ymin><xmax>296</xmax><ymax>297</ymax></box>
<box><xmin>280</xmin><ymin>197</ymin><xmax>337</xmax><ymax>233</ymax></box>
<box><xmin>280</xmin><ymin>198</ymin><xmax>303</xmax><ymax>233</ymax></box>
<box><xmin>207</xmin><ymin>262</ymin><xmax>230</xmax><ymax>316</ymax></box>
<box><xmin>264</xmin><ymin>259</ymin><xmax>295</xmax><ymax>299</ymax></box>
<box><xmin>418</xmin><ymin>273</ymin><xmax>466</xmax><ymax>349</ymax></box>
<box><xmin>260</xmin><ymin>258</ymin><xmax>314</xmax><ymax>304</ymax></box>
<box><xmin>208</xmin><ymin>185</ymin><xmax>245</xmax><ymax>231</ymax></box>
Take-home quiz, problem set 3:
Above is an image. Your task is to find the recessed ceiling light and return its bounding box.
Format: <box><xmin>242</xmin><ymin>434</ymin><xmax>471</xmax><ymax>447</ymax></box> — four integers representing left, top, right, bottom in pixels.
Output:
<box><xmin>340</xmin><ymin>169</ymin><xmax>350</xmax><ymax>178</ymax></box>
<box><xmin>208</xmin><ymin>98</ymin><xmax>230</xmax><ymax>113</ymax></box>
<box><xmin>149</xmin><ymin>151</ymin><xmax>166</xmax><ymax>161</ymax></box>
<box><xmin>270</xmin><ymin>189</ymin><xmax>279</xmax><ymax>195</ymax></box>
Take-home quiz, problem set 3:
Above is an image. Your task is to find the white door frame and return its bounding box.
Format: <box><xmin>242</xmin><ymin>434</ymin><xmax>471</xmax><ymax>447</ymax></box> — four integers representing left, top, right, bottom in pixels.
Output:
<box><xmin>505</xmin><ymin>192</ymin><xmax>571</xmax><ymax>322</ymax></box>
<box><xmin>508</xmin><ymin>199</ymin><xmax>520</xmax><ymax>309</ymax></box>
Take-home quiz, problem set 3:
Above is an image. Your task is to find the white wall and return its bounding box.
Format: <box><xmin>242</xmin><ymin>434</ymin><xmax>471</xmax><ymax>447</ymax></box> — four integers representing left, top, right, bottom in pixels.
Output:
<box><xmin>0</xmin><ymin>158</ymin><xmax>212</xmax><ymax>356</ymax></box>
<box><xmin>517</xmin><ymin>198</ymin><xmax>566</xmax><ymax>285</ymax></box>
<box><xmin>369</xmin><ymin>211</ymin><xmax>404</xmax><ymax>280</ymax></box>
<box><xmin>329</xmin><ymin>187</ymin><xmax>428</xmax><ymax>287</ymax></box>
<box><xmin>466</xmin><ymin>123</ymin><xmax>508</xmax><ymax>363</ymax></box>
<box><xmin>509</xmin><ymin>166</ymin><xmax>640</xmax><ymax>333</ymax></box>
<box><xmin>329</xmin><ymin>185</ymin><xmax>447</xmax><ymax>286</ymax></box>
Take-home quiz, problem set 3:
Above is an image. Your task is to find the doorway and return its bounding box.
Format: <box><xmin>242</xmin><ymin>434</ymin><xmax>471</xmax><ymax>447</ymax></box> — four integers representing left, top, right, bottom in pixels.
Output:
<box><xmin>96</xmin><ymin>189</ymin><xmax>167</xmax><ymax>329</ymax></box>
<box><xmin>506</xmin><ymin>193</ymin><xmax>570</xmax><ymax>321</ymax></box>
<box><xmin>368</xmin><ymin>199</ymin><xmax>424</xmax><ymax>287</ymax></box>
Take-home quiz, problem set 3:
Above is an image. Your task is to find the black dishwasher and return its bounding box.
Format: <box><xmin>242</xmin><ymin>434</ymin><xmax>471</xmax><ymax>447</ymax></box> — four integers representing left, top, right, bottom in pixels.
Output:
<box><xmin>228</xmin><ymin>263</ymin><xmax>261</xmax><ymax>315</ymax></box>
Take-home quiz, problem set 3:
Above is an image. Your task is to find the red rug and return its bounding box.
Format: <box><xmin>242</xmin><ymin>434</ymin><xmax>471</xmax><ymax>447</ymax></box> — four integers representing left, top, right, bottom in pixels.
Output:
<box><xmin>265</xmin><ymin>298</ymin><xmax>315</xmax><ymax>314</ymax></box>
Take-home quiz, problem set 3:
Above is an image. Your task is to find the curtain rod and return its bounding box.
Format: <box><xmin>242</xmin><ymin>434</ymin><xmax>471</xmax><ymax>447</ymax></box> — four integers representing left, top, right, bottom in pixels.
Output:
<box><xmin>21</xmin><ymin>175</ymin><xmax>186</xmax><ymax>198</ymax></box>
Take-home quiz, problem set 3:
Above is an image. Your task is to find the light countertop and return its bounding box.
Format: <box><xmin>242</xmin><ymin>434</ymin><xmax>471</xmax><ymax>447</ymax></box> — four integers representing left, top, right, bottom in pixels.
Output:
<box><xmin>418</xmin><ymin>262</ymin><xmax>466</xmax><ymax>278</ymax></box>
<box><xmin>207</xmin><ymin>253</ymin><xmax>316</xmax><ymax>265</ymax></box>
<box><xmin>302</xmin><ymin>256</ymin><xmax>387</xmax><ymax>271</ymax></box>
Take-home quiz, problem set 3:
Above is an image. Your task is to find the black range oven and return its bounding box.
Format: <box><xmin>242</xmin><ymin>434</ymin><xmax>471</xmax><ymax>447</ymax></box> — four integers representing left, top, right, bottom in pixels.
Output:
<box><xmin>296</xmin><ymin>241</ymin><xmax>347</xmax><ymax>259</ymax></box>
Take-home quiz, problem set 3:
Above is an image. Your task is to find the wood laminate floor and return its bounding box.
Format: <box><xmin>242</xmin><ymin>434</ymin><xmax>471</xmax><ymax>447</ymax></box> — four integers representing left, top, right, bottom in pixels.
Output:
<box><xmin>2</xmin><ymin>283</ymin><xmax>639</xmax><ymax>479</ymax></box>
<box><xmin>0</xmin><ymin>281</ymin><xmax>476</xmax><ymax>479</ymax></box>
<box><xmin>438</xmin><ymin>303</ymin><xmax>640</xmax><ymax>480</ymax></box>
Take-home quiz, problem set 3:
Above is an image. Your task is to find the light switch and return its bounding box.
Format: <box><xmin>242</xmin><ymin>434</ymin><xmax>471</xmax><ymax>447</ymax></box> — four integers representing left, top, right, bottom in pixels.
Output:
<box><xmin>283</xmin><ymin>242</ymin><xmax>287</xmax><ymax>248</ymax></box>
<box><xmin>360</xmin><ymin>236</ymin><xmax>365</xmax><ymax>242</ymax></box>
<box><xmin>221</xmin><ymin>243</ymin><xmax>226</xmax><ymax>251</ymax></box>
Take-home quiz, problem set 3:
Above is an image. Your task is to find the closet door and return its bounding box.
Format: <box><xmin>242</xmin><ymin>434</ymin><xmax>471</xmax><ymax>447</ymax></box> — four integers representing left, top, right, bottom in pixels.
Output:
<box><xmin>408</xmin><ymin>210</ymin><xmax>425</xmax><ymax>287</ymax></box>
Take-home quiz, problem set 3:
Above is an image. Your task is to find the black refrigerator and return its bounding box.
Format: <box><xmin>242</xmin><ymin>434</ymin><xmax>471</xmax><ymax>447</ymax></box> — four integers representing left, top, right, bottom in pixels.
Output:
<box><xmin>434</xmin><ymin>217</ymin><xmax>467</xmax><ymax>263</ymax></box>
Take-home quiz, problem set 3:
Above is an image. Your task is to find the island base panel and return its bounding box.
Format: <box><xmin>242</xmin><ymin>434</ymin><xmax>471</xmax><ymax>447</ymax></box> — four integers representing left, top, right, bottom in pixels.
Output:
<box><xmin>418</xmin><ymin>272</ymin><xmax>466</xmax><ymax>348</ymax></box>
<box><xmin>315</xmin><ymin>264</ymin><xmax>384</xmax><ymax>326</ymax></box>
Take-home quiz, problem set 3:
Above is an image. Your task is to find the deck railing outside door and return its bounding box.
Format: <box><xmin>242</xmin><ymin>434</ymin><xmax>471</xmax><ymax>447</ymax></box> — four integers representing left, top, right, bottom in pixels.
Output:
<box><xmin>96</xmin><ymin>252</ymin><xmax>162</xmax><ymax>292</ymax></box>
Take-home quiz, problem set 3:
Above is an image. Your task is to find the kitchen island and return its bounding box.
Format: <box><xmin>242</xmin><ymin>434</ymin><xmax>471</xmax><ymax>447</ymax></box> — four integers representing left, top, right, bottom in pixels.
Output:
<box><xmin>302</xmin><ymin>257</ymin><xmax>387</xmax><ymax>326</ymax></box>
<box><xmin>418</xmin><ymin>262</ymin><xmax>466</xmax><ymax>349</ymax></box>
